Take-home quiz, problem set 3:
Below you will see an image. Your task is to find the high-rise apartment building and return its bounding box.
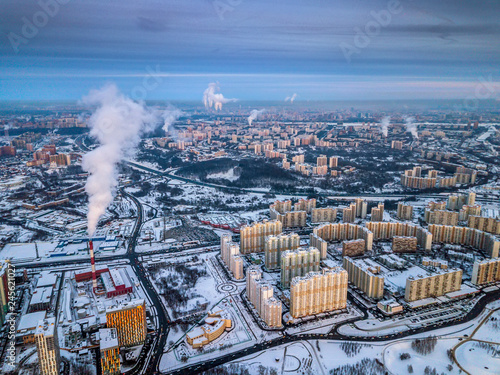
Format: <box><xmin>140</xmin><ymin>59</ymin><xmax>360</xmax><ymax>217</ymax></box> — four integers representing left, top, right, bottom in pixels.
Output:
<box><xmin>471</xmin><ymin>258</ymin><xmax>500</xmax><ymax>285</ymax></box>
<box><xmin>310</xmin><ymin>223</ymin><xmax>374</xmax><ymax>258</ymax></box>
<box><xmin>106</xmin><ymin>299</ymin><xmax>147</xmax><ymax>347</ymax></box>
<box><xmin>458</xmin><ymin>205</ymin><xmax>481</xmax><ymax>221</ymax></box>
<box><xmin>311</xmin><ymin>207</ymin><xmax>337</xmax><ymax>223</ymax></box>
<box><xmin>289</xmin><ymin>268</ymin><xmax>348</xmax><ymax>318</ymax></box>
<box><xmin>371</xmin><ymin>203</ymin><xmax>384</xmax><ymax>222</ymax></box>
<box><xmin>294</xmin><ymin>198</ymin><xmax>317</xmax><ymax>213</ymax></box>
<box><xmin>401</xmin><ymin>167</ymin><xmax>437</xmax><ymax>189</ymax></box>
<box><xmin>281</xmin><ymin>247</ymin><xmax>320</xmax><ymax>288</ymax></box>
<box><xmin>342</xmin><ymin>203</ymin><xmax>357</xmax><ymax>223</ymax></box>
<box><xmin>366</xmin><ymin>221</ymin><xmax>432</xmax><ymax>251</ymax></box>
<box><xmin>343</xmin><ymin>257</ymin><xmax>384</xmax><ymax>299</ymax></box>
<box><xmin>392</xmin><ymin>236</ymin><xmax>418</xmax><ymax>253</ymax></box>
<box><xmin>342</xmin><ymin>239</ymin><xmax>365</xmax><ymax>257</ymax></box>
<box><xmin>264</xmin><ymin>233</ymin><xmax>300</xmax><ymax>269</ymax></box>
<box><xmin>35</xmin><ymin>318</ymin><xmax>60</xmax><ymax>375</ymax></box>
<box><xmin>353</xmin><ymin>198</ymin><xmax>368</xmax><ymax>219</ymax></box>
<box><xmin>221</xmin><ymin>234</ymin><xmax>244</xmax><ymax>279</ymax></box>
<box><xmin>317</xmin><ymin>154</ymin><xmax>327</xmax><ymax>167</ymax></box>
<box><xmin>468</xmin><ymin>216</ymin><xmax>500</xmax><ymax>235</ymax></box>
<box><xmin>391</xmin><ymin>140</ymin><xmax>403</xmax><ymax>149</ymax></box>
<box><xmin>240</xmin><ymin>220</ymin><xmax>282</xmax><ymax>254</ymax></box>
<box><xmin>100</xmin><ymin>328</ymin><xmax>121</xmax><ymax>375</ymax></box>
<box><xmin>405</xmin><ymin>268</ymin><xmax>462</xmax><ymax>302</ymax></box>
<box><xmin>428</xmin><ymin>224</ymin><xmax>499</xmax><ymax>258</ymax></box>
<box><xmin>424</xmin><ymin>209</ymin><xmax>459</xmax><ymax>226</ymax></box>
<box><xmin>396</xmin><ymin>203</ymin><xmax>413</xmax><ymax>220</ymax></box>
<box><xmin>246</xmin><ymin>267</ymin><xmax>282</xmax><ymax>327</ymax></box>
<box><xmin>329</xmin><ymin>156</ymin><xmax>338</xmax><ymax>168</ymax></box>
<box><xmin>447</xmin><ymin>192</ymin><xmax>476</xmax><ymax>210</ymax></box>
<box><xmin>0</xmin><ymin>260</ymin><xmax>12</xmax><ymax>324</ymax></box>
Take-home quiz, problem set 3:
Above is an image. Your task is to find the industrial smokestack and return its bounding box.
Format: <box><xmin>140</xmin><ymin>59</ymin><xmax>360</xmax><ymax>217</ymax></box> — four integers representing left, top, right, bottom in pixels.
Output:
<box><xmin>81</xmin><ymin>84</ymin><xmax>157</xmax><ymax>236</ymax></box>
<box><xmin>380</xmin><ymin>116</ymin><xmax>390</xmax><ymax>137</ymax></box>
<box><xmin>89</xmin><ymin>240</ymin><xmax>97</xmax><ymax>291</ymax></box>
<box><xmin>285</xmin><ymin>93</ymin><xmax>297</xmax><ymax>103</ymax></box>
<box><xmin>248</xmin><ymin>109</ymin><xmax>266</xmax><ymax>126</ymax></box>
<box><xmin>202</xmin><ymin>82</ymin><xmax>237</xmax><ymax>111</ymax></box>
<box><xmin>404</xmin><ymin>116</ymin><xmax>419</xmax><ymax>139</ymax></box>
<box><xmin>162</xmin><ymin>105</ymin><xmax>183</xmax><ymax>139</ymax></box>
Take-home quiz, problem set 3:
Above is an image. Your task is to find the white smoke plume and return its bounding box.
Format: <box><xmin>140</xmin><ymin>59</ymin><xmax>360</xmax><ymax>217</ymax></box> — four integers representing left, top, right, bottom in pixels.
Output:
<box><xmin>248</xmin><ymin>109</ymin><xmax>266</xmax><ymax>126</ymax></box>
<box><xmin>82</xmin><ymin>84</ymin><xmax>157</xmax><ymax>236</ymax></box>
<box><xmin>404</xmin><ymin>116</ymin><xmax>419</xmax><ymax>139</ymax></box>
<box><xmin>203</xmin><ymin>82</ymin><xmax>237</xmax><ymax>110</ymax></box>
<box><xmin>162</xmin><ymin>105</ymin><xmax>183</xmax><ymax>138</ymax></box>
<box><xmin>285</xmin><ymin>93</ymin><xmax>297</xmax><ymax>103</ymax></box>
<box><xmin>380</xmin><ymin>116</ymin><xmax>390</xmax><ymax>137</ymax></box>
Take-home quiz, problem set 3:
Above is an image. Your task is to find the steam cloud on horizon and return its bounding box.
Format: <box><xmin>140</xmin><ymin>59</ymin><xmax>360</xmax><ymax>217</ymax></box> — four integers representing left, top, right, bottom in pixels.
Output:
<box><xmin>285</xmin><ymin>93</ymin><xmax>297</xmax><ymax>103</ymax></box>
<box><xmin>380</xmin><ymin>116</ymin><xmax>390</xmax><ymax>137</ymax></box>
<box><xmin>203</xmin><ymin>82</ymin><xmax>237</xmax><ymax>110</ymax></box>
<box><xmin>404</xmin><ymin>116</ymin><xmax>419</xmax><ymax>139</ymax></box>
<box><xmin>162</xmin><ymin>105</ymin><xmax>183</xmax><ymax>139</ymax></box>
<box><xmin>82</xmin><ymin>84</ymin><xmax>157</xmax><ymax>236</ymax></box>
<box><xmin>248</xmin><ymin>109</ymin><xmax>266</xmax><ymax>126</ymax></box>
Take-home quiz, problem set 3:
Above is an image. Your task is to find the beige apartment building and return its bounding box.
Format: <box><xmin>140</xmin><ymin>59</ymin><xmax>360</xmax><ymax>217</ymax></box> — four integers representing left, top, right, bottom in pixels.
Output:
<box><xmin>424</xmin><ymin>208</ymin><xmax>459</xmax><ymax>226</ymax></box>
<box><xmin>294</xmin><ymin>198</ymin><xmax>317</xmax><ymax>213</ymax></box>
<box><xmin>468</xmin><ymin>216</ymin><xmax>500</xmax><ymax>235</ymax></box>
<box><xmin>221</xmin><ymin>234</ymin><xmax>244</xmax><ymax>279</ymax></box>
<box><xmin>290</xmin><ymin>268</ymin><xmax>348</xmax><ymax>318</ymax></box>
<box><xmin>240</xmin><ymin>220</ymin><xmax>283</xmax><ymax>254</ymax></box>
<box><xmin>471</xmin><ymin>258</ymin><xmax>500</xmax><ymax>285</ymax></box>
<box><xmin>447</xmin><ymin>192</ymin><xmax>476</xmax><ymax>210</ymax></box>
<box><xmin>311</xmin><ymin>207</ymin><xmax>337</xmax><ymax>223</ymax></box>
<box><xmin>329</xmin><ymin>156</ymin><xmax>338</xmax><ymax>168</ymax></box>
<box><xmin>404</xmin><ymin>268</ymin><xmax>462</xmax><ymax>302</ymax></box>
<box><xmin>317</xmin><ymin>154</ymin><xmax>327</xmax><ymax>167</ymax></box>
<box><xmin>310</xmin><ymin>223</ymin><xmax>374</xmax><ymax>258</ymax></box>
<box><xmin>428</xmin><ymin>224</ymin><xmax>500</xmax><ymax>258</ymax></box>
<box><xmin>264</xmin><ymin>233</ymin><xmax>301</xmax><ymax>269</ymax></box>
<box><xmin>281</xmin><ymin>247</ymin><xmax>321</xmax><ymax>288</ymax></box>
<box><xmin>371</xmin><ymin>203</ymin><xmax>384</xmax><ymax>222</ymax></box>
<box><xmin>343</xmin><ymin>257</ymin><xmax>384</xmax><ymax>299</ymax></box>
<box><xmin>400</xmin><ymin>167</ymin><xmax>437</xmax><ymax>189</ymax></box>
<box><xmin>365</xmin><ymin>221</ymin><xmax>432</xmax><ymax>251</ymax></box>
<box><xmin>397</xmin><ymin>203</ymin><xmax>413</xmax><ymax>220</ymax></box>
<box><xmin>342</xmin><ymin>239</ymin><xmax>365</xmax><ymax>257</ymax></box>
<box><xmin>392</xmin><ymin>236</ymin><xmax>418</xmax><ymax>253</ymax></box>
<box><xmin>246</xmin><ymin>267</ymin><xmax>282</xmax><ymax>327</ymax></box>
<box><xmin>458</xmin><ymin>205</ymin><xmax>482</xmax><ymax>221</ymax></box>
<box><xmin>342</xmin><ymin>203</ymin><xmax>357</xmax><ymax>223</ymax></box>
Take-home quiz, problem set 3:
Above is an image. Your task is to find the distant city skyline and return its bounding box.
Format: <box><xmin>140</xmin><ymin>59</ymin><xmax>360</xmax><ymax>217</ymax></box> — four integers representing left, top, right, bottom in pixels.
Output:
<box><xmin>1</xmin><ymin>0</ymin><xmax>499</xmax><ymax>101</ymax></box>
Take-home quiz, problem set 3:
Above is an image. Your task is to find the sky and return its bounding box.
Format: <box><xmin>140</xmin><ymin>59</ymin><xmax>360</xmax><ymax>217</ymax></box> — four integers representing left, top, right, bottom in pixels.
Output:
<box><xmin>0</xmin><ymin>0</ymin><xmax>499</xmax><ymax>101</ymax></box>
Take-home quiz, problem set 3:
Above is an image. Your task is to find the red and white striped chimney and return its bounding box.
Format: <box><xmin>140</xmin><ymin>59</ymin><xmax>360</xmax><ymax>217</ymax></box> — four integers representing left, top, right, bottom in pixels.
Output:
<box><xmin>89</xmin><ymin>240</ymin><xmax>97</xmax><ymax>291</ymax></box>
